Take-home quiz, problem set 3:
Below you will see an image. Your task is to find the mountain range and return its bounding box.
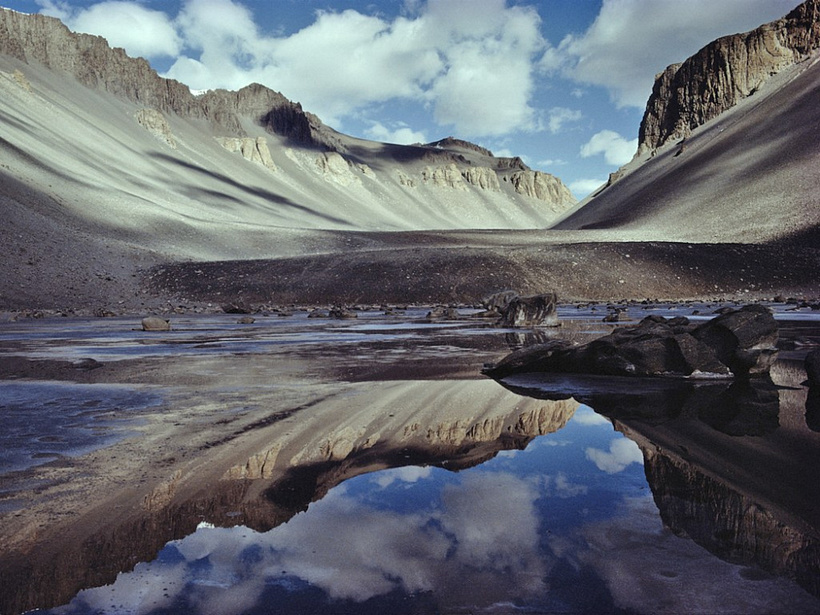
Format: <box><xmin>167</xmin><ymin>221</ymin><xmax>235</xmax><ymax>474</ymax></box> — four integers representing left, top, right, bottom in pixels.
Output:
<box><xmin>0</xmin><ymin>1</ymin><xmax>818</xmax><ymax>311</ymax></box>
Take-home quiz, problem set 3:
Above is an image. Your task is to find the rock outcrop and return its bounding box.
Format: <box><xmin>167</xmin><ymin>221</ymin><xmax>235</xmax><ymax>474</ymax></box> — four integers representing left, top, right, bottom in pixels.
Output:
<box><xmin>509</xmin><ymin>170</ymin><xmax>575</xmax><ymax>204</ymax></box>
<box><xmin>135</xmin><ymin>108</ymin><xmax>177</xmax><ymax>149</ymax></box>
<box><xmin>216</xmin><ymin>136</ymin><xmax>277</xmax><ymax>171</ymax></box>
<box><xmin>484</xmin><ymin>305</ymin><xmax>778</xmax><ymax>379</ymax></box>
<box><xmin>462</xmin><ymin>167</ymin><xmax>501</xmax><ymax>191</ymax></box>
<box><xmin>422</xmin><ymin>163</ymin><xmax>468</xmax><ymax>190</ymax></box>
<box><xmin>498</xmin><ymin>293</ymin><xmax>559</xmax><ymax>328</ymax></box>
<box><xmin>639</xmin><ymin>0</ymin><xmax>820</xmax><ymax>152</ymax></box>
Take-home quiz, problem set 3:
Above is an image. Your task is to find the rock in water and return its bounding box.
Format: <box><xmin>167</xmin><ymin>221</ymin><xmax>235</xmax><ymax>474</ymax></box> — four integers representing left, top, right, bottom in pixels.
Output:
<box><xmin>484</xmin><ymin>305</ymin><xmax>777</xmax><ymax>379</ymax></box>
<box><xmin>141</xmin><ymin>316</ymin><xmax>170</xmax><ymax>331</ymax></box>
<box><xmin>499</xmin><ymin>293</ymin><xmax>559</xmax><ymax>328</ymax></box>
<box><xmin>482</xmin><ymin>290</ymin><xmax>520</xmax><ymax>314</ymax></box>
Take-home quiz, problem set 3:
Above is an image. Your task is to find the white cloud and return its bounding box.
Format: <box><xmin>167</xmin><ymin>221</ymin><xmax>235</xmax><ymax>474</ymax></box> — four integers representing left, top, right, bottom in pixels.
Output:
<box><xmin>552</xmin><ymin>0</ymin><xmax>798</xmax><ymax>108</ymax></box>
<box><xmin>569</xmin><ymin>178</ymin><xmax>606</xmax><ymax>200</ymax></box>
<box><xmin>586</xmin><ymin>438</ymin><xmax>644</xmax><ymax>474</ymax></box>
<box><xmin>547</xmin><ymin>106</ymin><xmax>582</xmax><ymax>134</ymax></box>
<box><xmin>580</xmin><ymin>130</ymin><xmax>638</xmax><ymax>166</ymax></box>
<box><xmin>365</xmin><ymin>121</ymin><xmax>428</xmax><ymax>145</ymax></box>
<box><xmin>537</xmin><ymin>158</ymin><xmax>567</xmax><ymax>168</ymax></box>
<box><xmin>37</xmin><ymin>0</ymin><xmax>181</xmax><ymax>59</ymax></box>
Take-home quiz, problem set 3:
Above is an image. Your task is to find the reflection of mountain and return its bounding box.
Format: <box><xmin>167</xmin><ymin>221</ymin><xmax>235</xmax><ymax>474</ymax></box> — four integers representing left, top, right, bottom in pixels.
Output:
<box><xmin>0</xmin><ymin>380</ymin><xmax>576</xmax><ymax>614</ymax></box>
<box><xmin>640</xmin><ymin>444</ymin><xmax>820</xmax><ymax>598</ymax></box>
<box><xmin>494</xmin><ymin>370</ymin><xmax>820</xmax><ymax>598</ymax></box>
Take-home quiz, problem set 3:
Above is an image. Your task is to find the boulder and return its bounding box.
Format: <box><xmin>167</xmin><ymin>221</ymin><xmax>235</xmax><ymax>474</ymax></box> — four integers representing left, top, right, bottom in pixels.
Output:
<box><xmin>498</xmin><ymin>293</ymin><xmax>559</xmax><ymax>328</ymax></box>
<box><xmin>222</xmin><ymin>302</ymin><xmax>252</xmax><ymax>314</ymax></box>
<box><xmin>427</xmin><ymin>306</ymin><xmax>461</xmax><ymax>320</ymax></box>
<box><xmin>141</xmin><ymin>316</ymin><xmax>170</xmax><ymax>331</ymax></box>
<box><xmin>499</xmin><ymin>374</ymin><xmax>780</xmax><ymax>437</ymax></box>
<box><xmin>483</xmin><ymin>305</ymin><xmax>777</xmax><ymax>380</ymax></box>
<box><xmin>482</xmin><ymin>290</ymin><xmax>519</xmax><ymax>314</ymax></box>
<box><xmin>329</xmin><ymin>306</ymin><xmax>357</xmax><ymax>319</ymax></box>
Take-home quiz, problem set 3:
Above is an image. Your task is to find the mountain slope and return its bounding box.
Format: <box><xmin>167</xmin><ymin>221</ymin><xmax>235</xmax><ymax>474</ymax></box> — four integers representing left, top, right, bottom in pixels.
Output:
<box><xmin>553</xmin><ymin>0</ymin><xmax>820</xmax><ymax>245</ymax></box>
<box><xmin>0</xmin><ymin>6</ymin><xmax>575</xmax><ymax>249</ymax></box>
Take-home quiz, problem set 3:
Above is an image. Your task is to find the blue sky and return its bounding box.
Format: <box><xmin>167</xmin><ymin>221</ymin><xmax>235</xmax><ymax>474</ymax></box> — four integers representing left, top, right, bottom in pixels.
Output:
<box><xmin>3</xmin><ymin>0</ymin><xmax>799</xmax><ymax>197</ymax></box>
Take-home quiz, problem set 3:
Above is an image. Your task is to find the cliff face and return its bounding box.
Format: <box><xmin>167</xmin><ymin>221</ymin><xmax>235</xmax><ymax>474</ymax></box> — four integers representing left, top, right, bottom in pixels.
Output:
<box><xmin>638</xmin><ymin>0</ymin><xmax>820</xmax><ymax>153</ymax></box>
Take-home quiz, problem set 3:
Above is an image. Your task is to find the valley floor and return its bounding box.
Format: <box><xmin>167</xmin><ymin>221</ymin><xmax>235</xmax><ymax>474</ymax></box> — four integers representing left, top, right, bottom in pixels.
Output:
<box><xmin>2</xmin><ymin>229</ymin><xmax>819</xmax><ymax>315</ymax></box>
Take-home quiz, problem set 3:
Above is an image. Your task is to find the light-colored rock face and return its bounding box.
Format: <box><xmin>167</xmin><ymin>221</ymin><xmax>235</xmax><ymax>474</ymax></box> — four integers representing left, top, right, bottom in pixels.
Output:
<box><xmin>462</xmin><ymin>167</ymin><xmax>501</xmax><ymax>191</ymax></box>
<box><xmin>639</xmin><ymin>0</ymin><xmax>820</xmax><ymax>153</ymax></box>
<box><xmin>216</xmin><ymin>136</ymin><xmax>277</xmax><ymax>171</ymax></box>
<box><xmin>136</xmin><ymin>108</ymin><xmax>177</xmax><ymax>149</ymax></box>
<box><xmin>509</xmin><ymin>170</ymin><xmax>576</xmax><ymax>205</ymax></box>
<box><xmin>315</xmin><ymin>151</ymin><xmax>362</xmax><ymax>186</ymax></box>
<box><xmin>422</xmin><ymin>163</ymin><xmax>469</xmax><ymax>191</ymax></box>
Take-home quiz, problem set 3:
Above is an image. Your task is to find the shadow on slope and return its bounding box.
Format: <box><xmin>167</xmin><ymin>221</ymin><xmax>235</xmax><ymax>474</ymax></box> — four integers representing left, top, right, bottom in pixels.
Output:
<box><xmin>553</xmin><ymin>55</ymin><xmax>820</xmax><ymax>242</ymax></box>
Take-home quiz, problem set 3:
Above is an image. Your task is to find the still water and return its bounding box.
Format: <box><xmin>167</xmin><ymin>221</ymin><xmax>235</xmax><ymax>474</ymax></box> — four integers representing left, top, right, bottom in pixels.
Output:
<box><xmin>1</xmin><ymin>304</ymin><xmax>819</xmax><ymax>614</ymax></box>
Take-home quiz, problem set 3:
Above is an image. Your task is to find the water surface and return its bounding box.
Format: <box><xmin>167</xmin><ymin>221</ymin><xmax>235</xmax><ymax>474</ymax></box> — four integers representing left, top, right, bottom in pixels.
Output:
<box><xmin>0</xmin><ymin>304</ymin><xmax>818</xmax><ymax>614</ymax></box>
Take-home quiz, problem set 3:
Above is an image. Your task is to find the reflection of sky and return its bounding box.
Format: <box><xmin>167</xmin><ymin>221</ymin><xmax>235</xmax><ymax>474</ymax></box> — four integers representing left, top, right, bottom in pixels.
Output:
<box><xmin>48</xmin><ymin>408</ymin><xmax>820</xmax><ymax>615</ymax></box>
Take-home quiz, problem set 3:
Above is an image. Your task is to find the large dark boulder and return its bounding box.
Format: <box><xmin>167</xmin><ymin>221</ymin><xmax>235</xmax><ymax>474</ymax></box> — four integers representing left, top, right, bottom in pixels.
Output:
<box><xmin>483</xmin><ymin>305</ymin><xmax>777</xmax><ymax>380</ymax></box>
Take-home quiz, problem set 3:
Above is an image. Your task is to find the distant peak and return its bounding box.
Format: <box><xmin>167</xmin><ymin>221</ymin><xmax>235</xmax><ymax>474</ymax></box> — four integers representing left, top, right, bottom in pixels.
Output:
<box><xmin>426</xmin><ymin>137</ymin><xmax>494</xmax><ymax>157</ymax></box>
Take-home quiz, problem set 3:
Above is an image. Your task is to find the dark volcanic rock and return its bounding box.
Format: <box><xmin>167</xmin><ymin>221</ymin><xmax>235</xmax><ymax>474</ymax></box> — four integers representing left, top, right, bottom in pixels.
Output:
<box><xmin>483</xmin><ymin>305</ymin><xmax>777</xmax><ymax>379</ymax></box>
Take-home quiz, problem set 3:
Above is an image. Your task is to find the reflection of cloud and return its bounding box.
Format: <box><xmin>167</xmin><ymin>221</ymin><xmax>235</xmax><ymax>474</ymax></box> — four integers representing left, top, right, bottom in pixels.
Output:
<box><xmin>372</xmin><ymin>465</ymin><xmax>433</xmax><ymax>488</ymax></box>
<box><xmin>438</xmin><ymin>473</ymin><xmax>542</xmax><ymax>570</ymax></box>
<box><xmin>586</xmin><ymin>438</ymin><xmax>643</xmax><ymax>474</ymax></box>
<box><xmin>553</xmin><ymin>472</ymin><xmax>588</xmax><ymax>498</ymax></box>
<box><xmin>72</xmin><ymin>469</ymin><xmax>548</xmax><ymax>611</ymax></box>
<box><xmin>572</xmin><ymin>406</ymin><xmax>611</xmax><ymax>426</ymax></box>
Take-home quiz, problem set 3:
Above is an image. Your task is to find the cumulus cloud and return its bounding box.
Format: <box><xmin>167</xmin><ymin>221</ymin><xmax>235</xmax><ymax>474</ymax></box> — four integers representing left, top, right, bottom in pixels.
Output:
<box><xmin>364</xmin><ymin>121</ymin><xmax>428</xmax><ymax>145</ymax></box>
<box><xmin>586</xmin><ymin>438</ymin><xmax>644</xmax><ymax>474</ymax></box>
<box><xmin>37</xmin><ymin>0</ymin><xmax>181</xmax><ymax>58</ymax></box>
<box><xmin>550</xmin><ymin>0</ymin><xmax>797</xmax><ymax>108</ymax></box>
<box><xmin>547</xmin><ymin>106</ymin><xmax>583</xmax><ymax>134</ymax></box>
<box><xmin>580</xmin><ymin>130</ymin><xmax>638</xmax><ymax>165</ymax></box>
<box><xmin>569</xmin><ymin>178</ymin><xmax>606</xmax><ymax>200</ymax></box>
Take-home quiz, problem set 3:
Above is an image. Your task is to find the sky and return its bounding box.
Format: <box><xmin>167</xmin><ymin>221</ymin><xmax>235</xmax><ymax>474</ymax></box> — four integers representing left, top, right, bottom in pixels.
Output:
<box><xmin>3</xmin><ymin>0</ymin><xmax>799</xmax><ymax>198</ymax></box>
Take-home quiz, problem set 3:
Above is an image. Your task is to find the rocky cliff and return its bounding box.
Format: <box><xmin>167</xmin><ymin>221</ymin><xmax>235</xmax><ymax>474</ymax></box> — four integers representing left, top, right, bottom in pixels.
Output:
<box><xmin>638</xmin><ymin>0</ymin><xmax>820</xmax><ymax>153</ymax></box>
